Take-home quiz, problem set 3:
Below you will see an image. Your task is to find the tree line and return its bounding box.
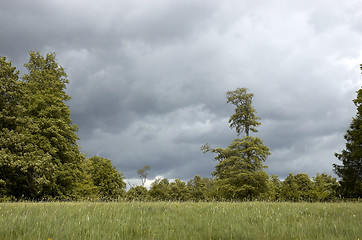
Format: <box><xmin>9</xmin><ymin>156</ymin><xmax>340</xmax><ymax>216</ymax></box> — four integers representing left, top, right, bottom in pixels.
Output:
<box><xmin>125</xmin><ymin>172</ymin><xmax>340</xmax><ymax>202</ymax></box>
<box><xmin>0</xmin><ymin>52</ymin><xmax>361</xmax><ymax>201</ymax></box>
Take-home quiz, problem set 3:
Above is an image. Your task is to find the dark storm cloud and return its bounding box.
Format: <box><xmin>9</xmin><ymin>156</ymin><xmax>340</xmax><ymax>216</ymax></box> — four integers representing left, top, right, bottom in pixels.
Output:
<box><xmin>1</xmin><ymin>0</ymin><xmax>362</xmax><ymax>181</ymax></box>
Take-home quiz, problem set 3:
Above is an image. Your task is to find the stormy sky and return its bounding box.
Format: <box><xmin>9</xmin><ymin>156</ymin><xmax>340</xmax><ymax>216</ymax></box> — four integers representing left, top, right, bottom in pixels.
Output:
<box><xmin>1</xmin><ymin>0</ymin><xmax>362</xmax><ymax>185</ymax></box>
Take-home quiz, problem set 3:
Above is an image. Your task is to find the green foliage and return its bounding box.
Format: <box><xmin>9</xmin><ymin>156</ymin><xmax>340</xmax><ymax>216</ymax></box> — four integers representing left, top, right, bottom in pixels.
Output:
<box><xmin>81</xmin><ymin>156</ymin><xmax>126</xmax><ymax>200</ymax></box>
<box><xmin>213</xmin><ymin>169</ymin><xmax>269</xmax><ymax>201</ymax></box>
<box><xmin>226</xmin><ymin>88</ymin><xmax>261</xmax><ymax>136</ymax></box>
<box><xmin>75</xmin><ymin>160</ymin><xmax>99</xmax><ymax>200</ymax></box>
<box><xmin>149</xmin><ymin>178</ymin><xmax>171</xmax><ymax>201</ymax></box>
<box><xmin>170</xmin><ymin>179</ymin><xmax>191</xmax><ymax>201</ymax></box>
<box><xmin>280</xmin><ymin>173</ymin><xmax>313</xmax><ymax>201</ymax></box>
<box><xmin>203</xmin><ymin>136</ymin><xmax>270</xmax><ymax>200</ymax></box>
<box><xmin>266</xmin><ymin>175</ymin><xmax>282</xmax><ymax>201</ymax></box>
<box><xmin>187</xmin><ymin>175</ymin><xmax>213</xmax><ymax>201</ymax></box>
<box><xmin>210</xmin><ymin>137</ymin><xmax>270</xmax><ymax>173</ymax></box>
<box><xmin>1</xmin><ymin>52</ymin><xmax>127</xmax><ymax>201</ymax></box>
<box><xmin>126</xmin><ymin>186</ymin><xmax>149</xmax><ymax>201</ymax></box>
<box><xmin>0</xmin><ymin>56</ymin><xmax>54</xmax><ymax>199</ymax></box>
<box><xmin>0</xmin><ymin>56</ymin><xmax>22</xmax><ymax>129</ymax></box>
<box><xmin>21</xmin><ymin>51</ymin><xmax>84</xmax><ymax>198</ymax></box>
<box><xmin>145</xmin><ymin>177</ymin><xmax>215</xmax><ymax>202</ymax></box>
<box><xmin>309</xmin><ymin>173</ymin><xmax>339</xmax><ymax>201</ymax></box>
<box><xmin>273</xmin><ymin>173</ymin><xmax>339</xmax><ymax>202</ymax></box>
<box><xmin>334</xmin><ymin>78</ymin><xmax>362</xmax><ymax>198</ymax></box>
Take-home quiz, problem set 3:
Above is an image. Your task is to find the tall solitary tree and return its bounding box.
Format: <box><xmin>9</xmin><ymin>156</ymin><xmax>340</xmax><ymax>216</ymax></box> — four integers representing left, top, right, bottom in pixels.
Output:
<box><xmin>333</xmin><ymin>65</ymin><xmax>362</xmax><ymax>198</ymax></box>
<box><xmin>203</xmin><ymin>88</ymin><xmax>270</xmax><ymax>200</ymax></box>
<box><xmin>137</xmin><ymin>165</ymin><xmax>151</xmax><ymax>187</ymax></box>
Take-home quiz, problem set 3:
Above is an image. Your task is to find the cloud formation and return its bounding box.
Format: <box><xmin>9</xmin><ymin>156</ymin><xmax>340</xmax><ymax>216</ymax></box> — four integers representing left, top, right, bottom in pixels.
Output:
<box><xmin>1</xmin><ymin>0</ymin><xmax>362</xmax><ymax>182</ymax></box>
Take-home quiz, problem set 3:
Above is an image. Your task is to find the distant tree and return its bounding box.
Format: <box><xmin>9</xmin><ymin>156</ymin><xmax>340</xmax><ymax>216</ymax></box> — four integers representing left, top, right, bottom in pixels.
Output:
<box><xmin>137</xmin><ymin>165</ymin><xmax>151</xmax><ymax>187</ymax></box>
<box><xmin>203</xmin><ymin>88</ymin><xmax>270</xmax><ymax>200</ymax></box>
<box><xmin>280</xmin><ymin>173</ymin><xmax>313</xmax><ymax>201</ymax></box>
<box><xmin>187</xmin><ymin>175</ymin><xmax>213</xmax><ymax>201</ymax></box>
<box><xmin>82</xmin><ymin>156</ymin><xmax>126</xmax><ymax>199</ymax></box>
<box><xmin>266</xmin><ymin>175</ymin><xmax>282</xmax><ymax>201</ymax></box>
<box><xmin>170</xmin><ymin>179</ymin><xmax>191</xmax><ymax>201</ymax></box>
<box><xmin>333</xmin><ymin>70</ymin><xmax>362</xmax><ymax>198</ymax></box>
<box><xmin>149</xmin><ymin>178</ymin><xmax>170</xmax><ymax>201</ymax></box>
<box><xmin>309</xmin><ymin>173</ymin><xmax>339</xmax><ymax>201</ymax></box>
<box><xmin>126</xmin><ymin>186</ymin><xmax>149</xmax><ymax>201</ymax></box>
<box><xmin>280</xmin><ymin>173</ymin><xmax>301</xmax><ymax>201</ymax></box>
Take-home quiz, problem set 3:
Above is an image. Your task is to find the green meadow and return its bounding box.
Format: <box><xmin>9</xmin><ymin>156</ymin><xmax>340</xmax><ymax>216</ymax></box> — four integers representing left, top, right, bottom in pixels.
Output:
<box><xmin>0</xmin><ymin>201</ymin><xmax>360</xmax><ymax>240</ymax></box>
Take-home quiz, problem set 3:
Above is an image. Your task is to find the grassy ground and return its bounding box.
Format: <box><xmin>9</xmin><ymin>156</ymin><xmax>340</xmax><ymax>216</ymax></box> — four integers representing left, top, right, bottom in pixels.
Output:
<box><xmin>0</xmin><ymin>201</ymin><xmax>360</xmax><ymax>240</ymax></box>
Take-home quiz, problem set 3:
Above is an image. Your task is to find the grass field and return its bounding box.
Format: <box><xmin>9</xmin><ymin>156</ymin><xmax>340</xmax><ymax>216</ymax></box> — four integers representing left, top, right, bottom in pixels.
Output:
<box><xmin>0</xmin><ymin>201</ymin><xmax>360</xmax><ymax>240</ymax></box>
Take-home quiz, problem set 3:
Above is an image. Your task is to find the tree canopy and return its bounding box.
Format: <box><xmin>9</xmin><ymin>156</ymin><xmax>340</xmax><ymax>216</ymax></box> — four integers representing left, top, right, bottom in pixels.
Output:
<box><xmin>333</xmin><ymin>65</ymin><xmax>362</xmax><ymax>198</ymax></box>
<box><xmin>226</xmin><ymin>88</ymin><xmax>260</xmax><ymax>136</ymax></box>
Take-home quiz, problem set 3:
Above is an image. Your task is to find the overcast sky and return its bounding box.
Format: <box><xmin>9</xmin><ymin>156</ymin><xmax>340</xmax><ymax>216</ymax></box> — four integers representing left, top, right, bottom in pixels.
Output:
<box><xmin>1</xmin><ymin>0</ymin><xmax>362</xmax><ymax>185</ymax></box>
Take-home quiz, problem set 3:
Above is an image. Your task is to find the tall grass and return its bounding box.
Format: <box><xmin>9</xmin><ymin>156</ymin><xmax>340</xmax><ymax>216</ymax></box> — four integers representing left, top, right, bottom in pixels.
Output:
<box><xmin>0</xmin><ymin>201</ymin><xmax>360</xmax><ymax>240</ymax></box>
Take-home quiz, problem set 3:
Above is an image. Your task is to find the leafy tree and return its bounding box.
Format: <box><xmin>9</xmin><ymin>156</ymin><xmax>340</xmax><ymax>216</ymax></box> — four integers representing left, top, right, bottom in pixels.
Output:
<box><xmin>226</xmin><ymin>88</ymin><xmax>260</xmax><ymax>136</ymax></box>
<box><xmin>20</xmin><ymin>51</ymin><xmax>85</xmax><ymax>198</ymax></box>
<box><xmin>137</xmin><ymin>165</ymin><xmax>150</xmax><ymax>187</ymax></box>
<box><xmin>266</xmin><ymin>175</ymin><xmax>282</xmax><ymax>201</ymax></box>
<box><xmin>149</xmin><ymin>178</ymin><xmax>170</xmax><ymax>201</ymax></box>
<box><xmin>280</xmin><ymin>173</ymin><xmax>301</xmax><ymax>201</ymax></box>
<box><xmin>0</xmin><ymin>56</ymin><xmax>54</xmax><ymax>199</ymax></box>
<box><xmin>203</xmin><ymin>88</ymin><xmax>270</xmax><ymax>200</ymax></box>
<box><xmin>186</xmin><ymin>175</ymin><xmax>213</xmax><ymax>201</ymax></box>
<box><xmin>293</xmin><ymin>173</ymin><xmax>313</xmax><ymax>201</ymax></box>
<box><xmin>309</xmin><ymin>173</ymin><xmax>339</xmax><ymax>201</ymax></box>
<box><xmin>126</xmin><ymin>186</ymin><xmax>149</xmax><ymax>201</ymax></box>
<box><xmin>333</xmin><ymin>70</ymin><xmax>362</xmax><ymax>198</ymax></box>
<box><xmin>82</xmin><ymin>156</ymin><xmax>126</xmax><ymax>199</ymax></box>
<box><xmin>280</xmin><ymin>173</ymin><xmax>313</xmax><ymax>201</ymax></box>
<box><xmin>170</xmin><ymin>179</ymin><xmax>191</xmax><ymax>201</ymax></box>
<box><xmin>75</xmin><ymin>160</ymin><xmax>98</xmax><ymax>199</ymax></box>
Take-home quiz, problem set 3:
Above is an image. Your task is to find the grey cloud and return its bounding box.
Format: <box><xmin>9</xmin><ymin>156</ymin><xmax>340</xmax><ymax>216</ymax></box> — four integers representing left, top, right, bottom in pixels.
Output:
<box><xmin>1</xmin><ymin>0</ymin><xmax>362</xmax><ymax>181</ymax></box>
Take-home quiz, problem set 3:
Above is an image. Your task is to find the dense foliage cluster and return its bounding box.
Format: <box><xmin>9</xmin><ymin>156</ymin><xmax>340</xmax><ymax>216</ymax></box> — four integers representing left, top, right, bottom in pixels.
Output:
<box><xmin>0</xmin><ymin>52</ymin><xmax>360</xmax><ymax>201</ymax></box>
<box><xmin>0</xmin><ymin>53</ymin><xmax>125</xmax><ymax>200</ymax></box>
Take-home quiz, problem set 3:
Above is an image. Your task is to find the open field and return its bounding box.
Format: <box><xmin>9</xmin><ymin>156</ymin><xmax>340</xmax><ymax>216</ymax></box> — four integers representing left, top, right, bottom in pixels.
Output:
<box><xmin>0</xmin><ymin>201</ymin><xmax>360</xmax><ymax>240</ymax></box>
